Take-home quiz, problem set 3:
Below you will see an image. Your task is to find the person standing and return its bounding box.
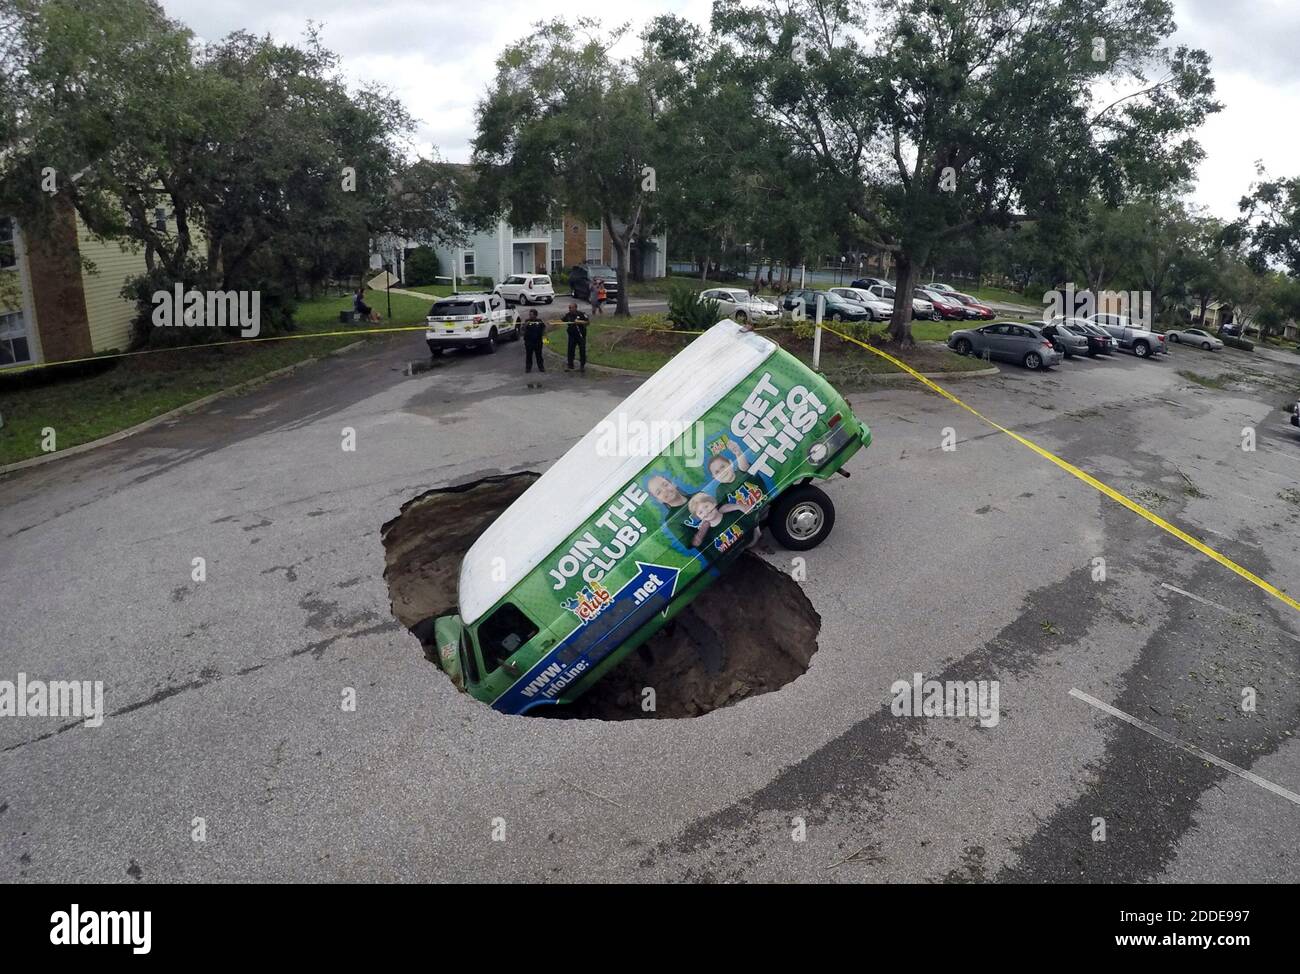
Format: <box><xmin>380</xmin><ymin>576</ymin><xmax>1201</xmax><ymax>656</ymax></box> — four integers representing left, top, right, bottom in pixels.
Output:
<box><xmin>589</xmin><ymin>278</ymin><xmax>605</xmax><ymax>316</ymax></box>
<box><xmin>522</xmin><ymin>309</ymin><xmax>547</xmax><ymax>374</ymax></box>
<box><xmin>561</xmin><ymin>302</ymin><xmax>590</xmax><ymax>372</ymax></box>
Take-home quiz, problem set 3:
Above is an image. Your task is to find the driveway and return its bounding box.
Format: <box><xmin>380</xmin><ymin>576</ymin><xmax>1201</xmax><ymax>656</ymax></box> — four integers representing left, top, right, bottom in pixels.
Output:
<box><xmin>1</xmin><ymin>330</ymin><xmax>1298</xmax><ymax>881</ymax></box>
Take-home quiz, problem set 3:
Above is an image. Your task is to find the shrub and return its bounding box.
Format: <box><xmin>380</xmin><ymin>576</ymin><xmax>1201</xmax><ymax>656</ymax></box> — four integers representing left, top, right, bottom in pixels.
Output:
<box><xmin>666</xmin><ymin>285</ymin><xmax>722</xmax><ymax>330</ymax></box>
<box><xmin>1222</xmin><ymin>335</ymin><xmax>1255</xmax><ymax>351</ymax></box>
<box><xmin>403</xmin><ymin>247</ymin><xmax>441</xmax><ymax>286</ymax></box>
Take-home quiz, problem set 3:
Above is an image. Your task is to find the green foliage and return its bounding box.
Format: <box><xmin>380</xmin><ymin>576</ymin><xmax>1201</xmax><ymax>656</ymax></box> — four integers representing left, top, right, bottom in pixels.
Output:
<box><xmin>1222</xmin><ymin>335</ymin><xmax>1254</xmax><ymax>351</ymax></box>
<box><xmin>403</xmin><ymin>247</ymin><xmax>441</xmax><ymax>287</ymax></box>
<box><xmin>666</xmin><ymin>285</ymin><xmax>722</xmax><ymax>330</ymax></box>
<box><xmin>1</xmin><ymin>0</ymin><xmax>463</xmax><ymax>320</ymax></box>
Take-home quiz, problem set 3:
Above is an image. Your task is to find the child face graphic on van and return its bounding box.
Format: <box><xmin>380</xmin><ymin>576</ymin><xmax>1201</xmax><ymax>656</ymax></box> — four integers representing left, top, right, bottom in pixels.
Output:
<box><xmin>647</xmin><ymin>474</ymin><xmax>689</xmax><ymax>508</ymax></box>
<box><xmin>688</xmin><ymin>492</ymin><xmax>745</xmax><ymax>548</ymax></box>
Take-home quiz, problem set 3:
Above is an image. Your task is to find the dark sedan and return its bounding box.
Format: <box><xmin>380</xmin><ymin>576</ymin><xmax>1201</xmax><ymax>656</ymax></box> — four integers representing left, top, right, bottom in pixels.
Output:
<box><xmin>781</xmin><ymin>288</ymin><xmax>869</xmax><ymax>321</ymax></box>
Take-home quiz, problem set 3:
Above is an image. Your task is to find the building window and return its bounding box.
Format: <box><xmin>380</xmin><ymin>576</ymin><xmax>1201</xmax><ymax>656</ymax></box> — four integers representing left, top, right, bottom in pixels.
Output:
<box><xmin>586</xmin><ymin>248</ymin><xmax>602</xmax><ymax>263</ymax></box>
<box><xmin>0</xmin><ymin>217</ymin><xmax>14</xmax><ymax>270</ymax></box>
<box><xmin>587</xmin><ymin>218</ymin><xmax>601</xmax><ymax>231</ymax></box>
<box><xmin>462</xmin><ymin>251</ymin><xmax>475</xmax><ymax>276</ymax></box>
<box><xmin>153</xmin><ymin>208</ymin><xmax>166</xmax><ymax>232</ymax></box>
<box><xmin>550</xmin><ymin>248</ymin><xmax>563</xmax><ymax>273</ymax></box>
<box><xmin>0</xmin><ymin>310</ymin><xmax>32</xmax><ymax>365</ymax></box>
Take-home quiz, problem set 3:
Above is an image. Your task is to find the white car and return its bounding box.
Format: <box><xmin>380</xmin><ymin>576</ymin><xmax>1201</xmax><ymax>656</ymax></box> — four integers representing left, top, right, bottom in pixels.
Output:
<box><xmin>1165</xmin><ymin>327</ymin><xmax>1223</xmax><ymax>351</ymax></box>
<box><xmin>495</xmin><ymin>274</ymin><xmax>555</xmax><ymax>306</ymax></box>
<box><xmin>829</xmin><ymin>286</ymin><xmax>892</xmax><ymax>321</ymax></box>
<box><xmin>426</xmin><ymin>292</ymin><xmax>521</xmax><ymax>356</ymax></box>
<box><xmin>924</xmin><ymin>282</ymin><xmax>957</xmax><ymax>293</ymax></box>
<box><xmin>861</xmin><ymin>283</ymin><xmax>934</xmax><ymax>321</ymax></box>
<box><xmin>700</xmin><ymin>287</ymin><xmax>781</xmax><ymax>324</ymax></box>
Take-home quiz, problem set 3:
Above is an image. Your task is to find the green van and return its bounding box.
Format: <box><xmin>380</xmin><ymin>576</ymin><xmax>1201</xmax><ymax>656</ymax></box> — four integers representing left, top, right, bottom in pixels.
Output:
<box><xmin>434</xmin><ymin>320</ymin><xmax>871</xmax><ymax>714</ymax></box>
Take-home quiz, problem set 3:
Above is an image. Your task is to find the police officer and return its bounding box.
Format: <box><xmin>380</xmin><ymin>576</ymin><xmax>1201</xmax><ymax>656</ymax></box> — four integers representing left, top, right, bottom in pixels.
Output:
<box><xmin>522</xmin><ymin>309</ymin><xmax>547</xmax><ymax>374</ymax></box>
<box><xmin>562</xmin><ymin>302</ymin><xmax>590</xmax><ymax>372</ymax></box>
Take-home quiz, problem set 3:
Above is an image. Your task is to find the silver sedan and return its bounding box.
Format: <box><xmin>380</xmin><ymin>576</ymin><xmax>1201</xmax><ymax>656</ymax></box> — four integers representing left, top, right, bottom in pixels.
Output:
<box><xmin>1165</xmin><ymin>328</ymin><xmax>1224</xmax><ymax>351</ymax></box>
<box><xmin>947</xmin><ymin>322</ymin><xmax>1064</xmax><ymax>370</ymax></box>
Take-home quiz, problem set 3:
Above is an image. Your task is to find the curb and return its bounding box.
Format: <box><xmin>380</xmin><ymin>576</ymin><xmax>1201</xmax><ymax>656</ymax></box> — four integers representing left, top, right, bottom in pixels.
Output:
<box><xmin>540</xmin><ymin>345</ymin><xmax>646</xmax><ymax>376</ymax></box>
<box><xmin>0</xmin><ymin>339</ymin><xmax>369</xmax><ymax>476</ymax></box>
<box><xmin>846</xmin><ymin>365</ymin><xmax>1000</xmax><ymax>382</ymax></box>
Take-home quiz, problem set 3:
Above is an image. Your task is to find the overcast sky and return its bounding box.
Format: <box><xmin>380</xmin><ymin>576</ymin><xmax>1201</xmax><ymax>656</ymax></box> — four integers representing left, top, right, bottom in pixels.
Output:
<box><xmin>161</xmin><ymin>0</ymin><xmax>1300</xmax><ymax>222</ymax></box>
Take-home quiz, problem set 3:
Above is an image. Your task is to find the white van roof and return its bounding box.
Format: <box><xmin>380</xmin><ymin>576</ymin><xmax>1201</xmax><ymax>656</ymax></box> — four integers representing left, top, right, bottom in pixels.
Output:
<box><xmin>458</xmin><ymin>319</ymin><xmax>777</xmax><ymax>625</ymax></box>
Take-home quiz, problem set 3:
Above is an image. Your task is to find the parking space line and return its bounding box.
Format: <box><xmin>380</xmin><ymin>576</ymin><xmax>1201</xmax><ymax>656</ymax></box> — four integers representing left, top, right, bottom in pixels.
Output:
<box><xmin>1160</xmin><ymin>583</ymin><xmax>1300</xmax><ymax>644</ymax></box>
<box><xmin>820</xmin><ymin>322</ymin><xmax>1300</xmax><ymax>615</ymax></box>
<box><xmin>1068</xmin><ymin>689</ymin><xmax>1300</xmax><ymax>807</ymax></box>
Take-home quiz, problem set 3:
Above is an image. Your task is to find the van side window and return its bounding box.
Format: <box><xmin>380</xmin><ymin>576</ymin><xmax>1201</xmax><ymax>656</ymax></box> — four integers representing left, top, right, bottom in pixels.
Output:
<box><xmin>461</xmin><ymin>630</ymin><xmax>481</xmax><ymax>684</ymax></box>
<box><xmin>476</xmin><ymin>603</ymin><xmax>539</xmax><ymax>673</ymax></box>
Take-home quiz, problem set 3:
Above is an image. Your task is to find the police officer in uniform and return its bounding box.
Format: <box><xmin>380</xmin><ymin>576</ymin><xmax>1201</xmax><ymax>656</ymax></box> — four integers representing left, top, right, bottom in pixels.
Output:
<box><xmin>523</xmin><ymin>309</ymin><xmax>547</xmax><ymax>373</ymax></box>
<box><xmin>562</xmin><ymin>302</ymin><xmax>590</xmax><ymax>372</ymax></box>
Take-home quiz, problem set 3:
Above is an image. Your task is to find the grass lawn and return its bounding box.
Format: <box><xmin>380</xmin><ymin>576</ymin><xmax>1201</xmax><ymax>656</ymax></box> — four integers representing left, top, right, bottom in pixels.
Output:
<box><xmin>580</xmin><ymin>316</ymin><xmax>990</xmax><ymax>385</ymax></box>
<box><xmin>400</xmin><ymin>283</ymin><xmax>458</xmax><ymax>298</ymax></box>
<box><xmin>0</xmin><ymin>290</ymin><xmax>434</xmax><ymax>467</ymax></box>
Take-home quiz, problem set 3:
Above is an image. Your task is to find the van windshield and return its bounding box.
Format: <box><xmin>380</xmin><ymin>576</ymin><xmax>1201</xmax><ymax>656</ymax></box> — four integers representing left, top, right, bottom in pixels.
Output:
<box><xmin>475</xmin><ymin>602</ymin><xmax>539</xmax><ymax>673</ymax></box>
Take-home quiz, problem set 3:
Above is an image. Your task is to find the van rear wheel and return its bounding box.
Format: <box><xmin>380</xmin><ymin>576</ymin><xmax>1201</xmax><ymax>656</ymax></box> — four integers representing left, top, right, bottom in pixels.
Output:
<box><xmin>768</xmin><ymin>485</ymin><xmax>836</xmax><ymax>551</ymax></box>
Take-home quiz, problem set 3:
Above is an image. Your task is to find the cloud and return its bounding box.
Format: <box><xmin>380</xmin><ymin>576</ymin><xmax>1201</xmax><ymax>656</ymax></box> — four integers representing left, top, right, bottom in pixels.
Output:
<box><xmin>159</xmin><ymin>0</ymin><xmax>1290</xmax><ymax>221</ymax></box>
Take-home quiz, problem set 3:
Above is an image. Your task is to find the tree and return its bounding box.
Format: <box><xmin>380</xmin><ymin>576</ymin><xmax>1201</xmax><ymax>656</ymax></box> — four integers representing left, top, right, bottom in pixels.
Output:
<box><xmin>0</xmin><ymin>0</ymin><xmax>463</xmax><ymax>338</ymax></box>
<box><xmin>711</xmin><ymin>0</ymin><xmax>1220</xmax><ymax>343</ymax></box>
<box><xmin>471</xmin><ymin>20</ymin><xmax>660</xmax><ymax>316</ymax></box>
<box><xmin>1231</xmin><ymin>166</ymin><xmax>1300</xmax><ymax>277</ymax></box>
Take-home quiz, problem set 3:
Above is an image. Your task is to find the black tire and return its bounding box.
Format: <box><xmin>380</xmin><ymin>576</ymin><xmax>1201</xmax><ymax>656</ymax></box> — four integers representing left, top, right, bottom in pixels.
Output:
<box><xmin>428</xmin><ymin>345</ymin><xmax>444</xmax><ymax>358</ymax></box>
<box><xmin>768</xmin><ymin>484</ymin><xmax>836</xmax><ymax>551</ymax></box>
<box><xmin>932</xmin><ymin>312</ymin><xmax>943</xmax><ymax>321</ymax></box>
<box><xmin>519</xmin><ymin>293</ymin><xmax>530</xmax><ymax>306</ymax></box>
<box><xmin>1134</xmin><ymin>341</ymin><xmax>1150</xmax><ymax>358</ymax></box>
<box><xmin>1170</xmin><ymin>334</ymin><xmax>1180</xmax><ymax>342</ymax></box>
<box><xmin>955</xmin><ymin>337</ymin><xmax>972</xmax><ymax>356</ymax></box>
<box><xmin>484</xmin><ymin>329</ymin><xmax>498</xmax><ymax>353</ymax></box>
<box><xmin>513</xmin><ymin>321</ymin><xmax>522</xmax><ymax>341</ymax></box>
<box><xmin>1201</xmin><ymin>341</ymin><xmax>1211</xmax><ymax>350</ymax></box>
<box><xmin>1024</xmin><ymin>351</ymin><xmax>1043</xmax><ymax>370</ymax></box>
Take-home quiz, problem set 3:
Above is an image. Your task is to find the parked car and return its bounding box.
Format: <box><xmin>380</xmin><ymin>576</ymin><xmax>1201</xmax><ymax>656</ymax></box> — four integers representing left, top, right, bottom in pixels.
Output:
<box><xmin>700</xmin><ymin>287</ymin><xmax>781</xmax><ymax>324</ymax></box>
<box><xmin>911</xmin><ymin>289</ymin><xmax>940</xmax><ymax>320</ymax></box>
<box><xmin>924</xmin><ymin>282</ymin><xmax>957</xmax><ymax>293</ymax></box>
<box><xmin>916</xmin><ymin>287</ymin><xmax>967</xmax><ymax>320</ymax></box>
<box><xmin>1292</xmin><ymin>398</ymin><xmax>1299</xmax><ymax>429</ymax></box>
<box><xmin>1219</xmin><ymin>323</ymin><xmax>1242</xmax><ymax>337</ymax></box>
<box><xmin>947</xmin><ymin>321</ymin><xmax>1062</xmax><ymax>370</ymax></box>
<box><xmin>426</xmin><ymin>292</ymin><xmax>521</xmax><ymax>356</ymax></box>
<box><xmin>1068</xmin><ymin>319</ymin><xmax>1115</xmax><ymax>355</ymax></box>
<box><xmin>850</xmin><ymin>277</ymin><xmax>892</xmax><ymax>291</ymax></box>
<box><xmin>950</xmin><ymin>292</ymin><xmax>995</xmax><ymax>320</ymax></box>
<box><xmin>856</xmin><ymin>283</ymin><xmax>933</xmax><ymax>320</ymax></box>
<box><xmin>569</xmin><ymin>264</ymin><xmax>620</xmax><ymax>304</ymax></box>
<box><xmin>1165</xmin><ymin>327</ymin><xmax>1224</xmax><ymax>351</ymax></box>
<box><xmin>1042</xmin><ymin>319</ymin><xmax>1090</xmax><ymax>359</ymax></box>
<box><xmin>781</xmin><ymin>288</ymin><xmax>869</xmax><ymax>321</ymax></box>
<box><xmin>829</xmin><ymin>286</ymin><xmax>893</xmax><ymax>321</ymax></box>
<box><xmin>1090</xmin><ymin>313</ymin><xmax>1168</xmax><ymax>358</ymax></box>
<box><xmin>495</xmin><ymin>273</ymin><xmax>555</xmax><ymax>306</ymax></box>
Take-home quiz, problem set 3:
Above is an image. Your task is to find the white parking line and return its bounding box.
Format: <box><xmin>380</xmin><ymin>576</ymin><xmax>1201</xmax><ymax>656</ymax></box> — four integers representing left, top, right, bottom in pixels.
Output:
<box><xmin>1161</xmin><ymin>582</ymin><xmax>1300</xmax><ymax>645</ymax></box>
<box><xmin>1069</xmin><ymin>688</ymin><xmax>1300</xmax><ymax>806</ymax></box>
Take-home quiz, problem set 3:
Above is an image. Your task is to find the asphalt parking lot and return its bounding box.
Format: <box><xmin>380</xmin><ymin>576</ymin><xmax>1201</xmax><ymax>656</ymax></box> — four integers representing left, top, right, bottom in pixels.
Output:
<box><xmin>1</xmin><ymin>330</ymin><xmax>1298</xmax><ymax>882</ymax></box>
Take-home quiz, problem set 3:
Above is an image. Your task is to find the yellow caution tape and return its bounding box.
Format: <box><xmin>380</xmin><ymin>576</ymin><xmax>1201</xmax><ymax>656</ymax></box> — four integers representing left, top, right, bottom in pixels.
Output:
<box><xmin>818</xmin><ymin>322</ymin><xmax>1300</xmax><ymax>614</ymax></box>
